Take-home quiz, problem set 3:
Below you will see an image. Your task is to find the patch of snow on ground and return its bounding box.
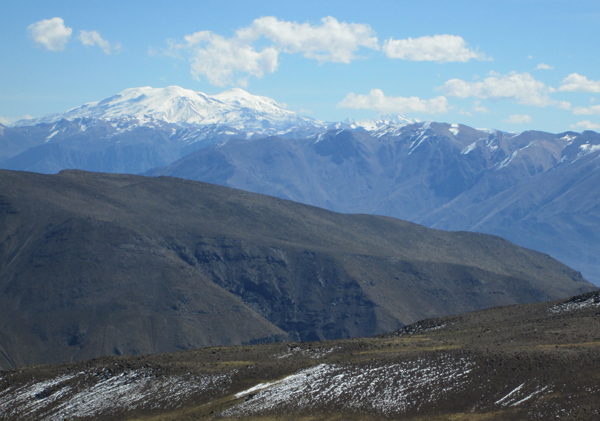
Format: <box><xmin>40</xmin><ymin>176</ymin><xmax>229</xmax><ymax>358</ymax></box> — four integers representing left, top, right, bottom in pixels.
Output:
<box><xmin>494</xmin><ymin>383</ymin><xmax>552</xmax><ymax>408</ymax></box>
<box><xmin>222</xmin><ymin>354</ymin><xmax>474</xmax><ymax>417</ymax></box>
<box><xmin>497</xmin><ymin>150</ymin><xmax>519</xmax><ymax>169</ymax></box>
<box><xmin>560</xmin><ymin>134</ymin><xmax>577</xmax><ymax>144</ymax></box>
<box><xmin>372</xmin><ymin>125</ymin><xmax>405</xmax><ymax>138</ymax></box>
<box><xmin>461</xmin><ymin>141</ymin><xmax>477</xmax><ymax>155</ymax></box>
<box><xmin>0</xmin><ymin>374</ymin><xmax>76</xmax><ymax>418</ymax></box>
<box><xmin>313</xmin><ymin>132</ymin><xmax>326</xmax><ymax>144</ymax></box>
<box><xmin>234</xmin><ymin>381</ymin><xmax>279</xmax><ymax>399</ymax></box>
<box><xmin>274</xmin><ymin>345</ymin><xmax>338</xmax><ymax>360</ymax></box>
<box><xmin>45</xmin><ymin>131</ymin><xmax>59</xmax><ymax>142</ymax></box>
<box><xmin>497</xmin><ymin>143</ymin><xmax>533</xmax><ymax>169</ymax></box>
<box><xmin>511</xmin><ymin>386</ymin><xmax>550</xmax><ymax>407</ymax></box>
<box><xmin>485</xmin><ymin>137</ymin><xmax>499</xmax><ymax>152</ymax></box>
<box><xmin>0</xmin><ymin>368</ymin><xmax>232</xmax><ymax>420</ymax></box>
<box><xmin>578</xmin><ymin>143</ymin><xmax>600</xmax><ymax>157</ymax></box>
<box><xmin>395</xmin><ymin>322</ymin><xmax>448</xmax><ymax>336</ymax></box>
<box><xmin>449</xmin><ymin>124</ymin><xmax>459</xmax><ymax>136</ymax></box>
<box><xmin>547</xmin><ymin>294</ymin><xmax>600</xmax><ymax>314</ymax></box>
<box><xmin>495</xmin><ymin>383</ymin><xmax>525</xmax><ymax>405</ymax></box>
<box><xmin>408</xmin><ymin>124</ymin><xmax>431</xmax><ymax>154</ymax></box>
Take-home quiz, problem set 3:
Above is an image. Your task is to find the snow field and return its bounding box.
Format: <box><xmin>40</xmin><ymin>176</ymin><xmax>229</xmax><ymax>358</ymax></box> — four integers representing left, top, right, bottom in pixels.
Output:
<box><xmin>0</xmin><ymin>367</ymin><xmax>233</xmax><ymax>420</ymax></box>
<box><xmin>222</xmin><ymin>354</ymin><xmax>474</xmax><ymax>417</ymax></box>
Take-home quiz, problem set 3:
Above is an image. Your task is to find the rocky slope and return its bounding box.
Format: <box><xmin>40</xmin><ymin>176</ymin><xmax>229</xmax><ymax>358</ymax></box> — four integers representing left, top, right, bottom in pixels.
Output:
<box><xmin>0</xmin><ymin>169</ymin><xmax>593</xmax><ymax>369</ymax></box>
<box><xmin>2</xmin><ymin>290</ymin><xmax>599</xmax><ymax>420</ymax></box>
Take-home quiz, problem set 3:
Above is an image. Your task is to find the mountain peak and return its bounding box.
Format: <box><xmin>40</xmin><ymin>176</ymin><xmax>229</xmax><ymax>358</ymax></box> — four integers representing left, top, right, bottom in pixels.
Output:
<box><xmin>12</xmin><ymin>86</ymin><xmax>316</xmax><ymax>129</ymax></box>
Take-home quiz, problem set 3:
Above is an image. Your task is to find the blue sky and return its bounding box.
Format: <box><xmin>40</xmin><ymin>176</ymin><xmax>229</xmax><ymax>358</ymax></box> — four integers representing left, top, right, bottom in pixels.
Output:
<box><xmin>1</xmin><ymin>0</ymin><xmax>600</xmax><ymax>132</ymax></box>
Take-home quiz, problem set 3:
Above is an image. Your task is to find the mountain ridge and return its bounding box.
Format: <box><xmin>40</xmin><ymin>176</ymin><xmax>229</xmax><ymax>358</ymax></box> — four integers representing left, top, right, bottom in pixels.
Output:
<box><xmin>0</xmin><ymin>169</ymin><xmax>593</xmax><ymax>369</ymax></box>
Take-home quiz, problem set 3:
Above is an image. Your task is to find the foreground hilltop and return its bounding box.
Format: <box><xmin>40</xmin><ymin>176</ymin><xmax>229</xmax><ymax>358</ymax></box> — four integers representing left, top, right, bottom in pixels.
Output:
<box><xmin>0</xmin><ymin>169</ymin><xmax>593</xmax><ymax>369</ymax></box>
<box><xmin>1</xmin><ymin>290</ymin><xmax>599</xmax><ymax>420</ymax></box>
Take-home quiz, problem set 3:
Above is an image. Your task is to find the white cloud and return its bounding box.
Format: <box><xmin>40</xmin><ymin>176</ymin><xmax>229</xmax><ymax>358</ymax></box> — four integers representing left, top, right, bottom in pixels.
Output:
<box><xmin>382</xmin><ymin>34</ymin><xmax>487</xmax><ymax>62</ymax></box>
<box><xmin>536</xmin><ymin>63</ymin><xmax>554</xmax><ymax>70</ymax></box>
<box><xmin>79</xmin><ymin>30</ymin><xmax>116</xmax><ymax>54</ymax></box>
<box><xmin>574</xmin><ymin>105</ymin><xmax>600</xmax><ymax>115</ymax></box>
<box><xmin>337</xmin><ymin>89</ymin><xmax>448</xmax><ymax>114</ymax></box>
<box><xmin>505</xmin><ymin>114</ymin><xmax>532</xmax><ymax>124</ymax></box>
<box><xmin>237</xmin><ymin>16</ymin><xmax>379</xmax><ymax>64</ymax></box>
<box><xmin>558</xmin><ymin>73</ymin><xmax>600</xmax><ymax>93</ymax></box>
<box><xmin>169</xmin><ymin>16</ymin><xmax>379</xmax><ymax>86</ymax></box>
<box><xmin>236</xmin><ymin>77</ymin><xmax>249</xmax><ymax>88</ymax></box>
<box><xmin>28</xmin><ymin>17</ymin><xmax>72</xmax><ymax>51</ymax></box>
<box><xmin>441</xmin><ymin>71</ymin><xmax>571</xmax><ymax>109</ymax></box>
<box><xmin>571</xmin><ymin>121</ymin><xmax>600</xmax><ymax>130</ymax></box>
<box><xmin>473</xmin><ymin>100</ymin><xmax>490</xmax><ymax>114</ymax></box>
<box><xmin>182</xmin><ymin>31</ymin><xmax>279</xmax><ymax>86</ymax></box>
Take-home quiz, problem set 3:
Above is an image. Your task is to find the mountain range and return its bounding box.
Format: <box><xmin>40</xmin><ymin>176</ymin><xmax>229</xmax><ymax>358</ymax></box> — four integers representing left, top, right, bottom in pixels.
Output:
<box><xmin>147</xmin><ymin>123</ymin><xmax>600</xmax><ymax>286</ymax></box>
<box><xmin>0</xmin><ymin>169</ymin><xmax>592</xmax><ymax>369</ymax></box>
<box><xmin>1</xmin><ymin>86</ymin><xmax>599</xmax><ymax>287</ymax></box>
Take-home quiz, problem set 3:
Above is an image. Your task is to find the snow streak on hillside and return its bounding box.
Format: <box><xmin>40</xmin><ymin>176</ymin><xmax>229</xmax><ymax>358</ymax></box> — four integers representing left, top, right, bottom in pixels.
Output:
<box><xmin>0</xmin><ymin>366</ymin><xmax>233</xmax><ymax>420</ymax></box>
<box><xmin>223</xmin><ymin>355</ymin><xmax>475</xmax><ymax>417</ymax></box>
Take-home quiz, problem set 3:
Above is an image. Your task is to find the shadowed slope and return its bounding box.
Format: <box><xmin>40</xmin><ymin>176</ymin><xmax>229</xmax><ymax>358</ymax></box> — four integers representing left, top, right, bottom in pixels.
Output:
<box><xmin>0</xmin><ymin>169</ymin><xmax>594</xmax><ymax>369</ymax></box>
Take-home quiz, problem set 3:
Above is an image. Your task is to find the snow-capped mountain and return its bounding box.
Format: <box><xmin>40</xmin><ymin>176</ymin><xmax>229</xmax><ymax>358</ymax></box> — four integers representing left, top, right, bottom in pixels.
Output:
<box><xmin>1</xmin><ymin>86</ymin><xmax>333</xmax><ymax>174</ymax></box>
<box><xmin>13</xmin><ymin>86</ymin><xmax>323</xmax><ymax>131</ymax></box>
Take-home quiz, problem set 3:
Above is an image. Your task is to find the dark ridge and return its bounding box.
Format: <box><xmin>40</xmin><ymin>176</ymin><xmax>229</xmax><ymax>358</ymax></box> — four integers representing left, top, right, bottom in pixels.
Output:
<box><xmin>0</xmin><ymin>169</ymin><xmax>594</xmax><ymax>369</ymax></box>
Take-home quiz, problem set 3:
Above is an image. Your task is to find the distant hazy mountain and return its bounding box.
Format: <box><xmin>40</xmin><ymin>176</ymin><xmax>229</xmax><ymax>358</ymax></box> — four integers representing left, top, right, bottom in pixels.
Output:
<box><xmin>0</xmin><ymin>169</ymin><xmax>592</xmax><ymax>368</ymax></box>
<box><xmin>146</xmin><ymin>123</ymin><xmax>600</xmax><ymax>285</ymax></box>
<box><xmin>344</xmin><ymin>113</ymin><xmax>419</xmax><ymax>130</ymax></box>
<box><xmin>12</xmin><ymin>86</ymin><xmax>319</xmax><ymax>129</ymax></box>
<box><xmin>0</xmin><ymin>86</ymin><xmax>331</xmax><ymax>173</ymax></box>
